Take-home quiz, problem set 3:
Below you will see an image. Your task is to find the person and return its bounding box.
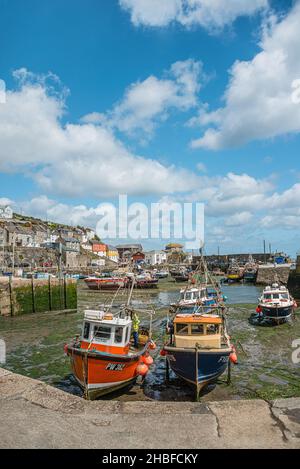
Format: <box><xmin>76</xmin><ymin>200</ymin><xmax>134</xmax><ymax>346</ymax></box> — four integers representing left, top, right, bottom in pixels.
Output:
<box><xmin>132</xmin><ymin>312</ymin><xmax>140</xmax><ymax>348</ymax></box>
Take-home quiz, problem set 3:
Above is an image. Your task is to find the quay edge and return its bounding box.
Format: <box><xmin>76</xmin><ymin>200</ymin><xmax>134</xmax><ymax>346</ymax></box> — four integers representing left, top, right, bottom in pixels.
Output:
<box><xmin>0</xmin><ymin>368</ymin><xmax>299</xmax><ymax>449</ymax></box>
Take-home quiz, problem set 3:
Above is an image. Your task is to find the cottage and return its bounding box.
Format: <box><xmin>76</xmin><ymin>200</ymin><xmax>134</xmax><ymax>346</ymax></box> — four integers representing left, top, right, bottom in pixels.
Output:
<box><xmin>106</xmin><ymin>245</ymin><xmax>119</xmax><ymax>263</ymax></box>
<box><xmin>116</xmin><ymin>243</ymin><xmax>143</xmax><ymax>260</ymax></box>
<box><xmin>144</xmin><ymin>250</ymin><xmax>167</xmax><ymax>266</ymax></box>
<box><xmin>0</xmin><ymin>205</ymin><xmax>13</xmax><ymax>220</ymax></box>
<box><xmin>90</xmin><ymin>240</ymin><xmax>107</xmax><ymax>257</ymax></box>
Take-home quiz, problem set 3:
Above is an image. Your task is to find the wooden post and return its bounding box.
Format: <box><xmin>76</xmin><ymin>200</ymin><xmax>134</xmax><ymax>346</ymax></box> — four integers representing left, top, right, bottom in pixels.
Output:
<box><xmin>195</xmin><ymin>345</ymin><xmax>200</xmax><ymax>402</ymax></box>
<box><xmin>227</xmin><ymin>358</ymin><xmax>231</xmax><ymax>385</ymax></box>
<box><xmin>165</xmin><ymin>356</ymin><xmax>170</xmax><ymax>383</ymax></box>
<box><xmin>48</xmin><ymin>275</ymin><xmax>52</xmax><ymax>311</ymax></box>
<box><xmin>31</xmin><ymin>277</ymin><xmax>36</xmax><ymax>313</ymax></box>
<box><xmin>8</xmin><ymin>276</ymin><xmax>13</xmax><ymax>317</ymax></box>
<box><xmin>63</xmin><ymin>274</ymin><xmax>67</xmax><ymax>309</ymax></box>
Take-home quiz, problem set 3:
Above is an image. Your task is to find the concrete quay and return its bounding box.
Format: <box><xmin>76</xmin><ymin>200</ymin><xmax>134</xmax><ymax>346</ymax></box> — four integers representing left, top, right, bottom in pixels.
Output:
<box><xmin>0</xmin><ymin>367</ymin><xmax>299</xmax><ymax>449</ymax></box>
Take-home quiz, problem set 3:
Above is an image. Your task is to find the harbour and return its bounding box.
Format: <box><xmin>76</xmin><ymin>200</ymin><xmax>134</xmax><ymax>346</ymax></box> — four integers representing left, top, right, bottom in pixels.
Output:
<box><xmin>1</xmin><ymin>277</ymin><xmax>299</xmax><ymax>403</ymax></box>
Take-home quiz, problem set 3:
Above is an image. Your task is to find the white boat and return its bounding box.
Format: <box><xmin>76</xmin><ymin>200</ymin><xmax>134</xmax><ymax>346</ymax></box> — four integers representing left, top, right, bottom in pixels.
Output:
<box><xmin>256</xmin><ymin>283</ymin><xmax>296</xmax><ymax>324</ymax></box>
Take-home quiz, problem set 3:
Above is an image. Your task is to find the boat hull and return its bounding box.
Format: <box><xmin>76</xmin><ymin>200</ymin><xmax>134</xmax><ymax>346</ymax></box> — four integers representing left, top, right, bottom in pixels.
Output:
<box><xmin>164</xmin><ymin>346</ymin><xmax>231</xmax><ymax>389</ymax></box>
<box><xmin>84</xmin><ymin>279</ymin><xmax>127</xmax><ymax>290</ymax></box>
<box><xmin>244</xmin><ymin>272</ymin><xmax>257</xmax><ymax>283</ymax></box>
<box><xmin>261</xmin><ymin>305</ymin><xmax>293</xmax><ymax>322</ymax></box>
<box><xmin>67</xmin><ymin>344</ymin><xmax>150</xmax><ymax>399</ymax></box>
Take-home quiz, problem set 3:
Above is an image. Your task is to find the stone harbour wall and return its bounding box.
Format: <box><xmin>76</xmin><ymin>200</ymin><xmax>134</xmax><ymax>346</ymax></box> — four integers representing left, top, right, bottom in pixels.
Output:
<box><xmin>256</xmin><ymin>265</ymin><xmax>290</xmax><ymax>286</ymax></box>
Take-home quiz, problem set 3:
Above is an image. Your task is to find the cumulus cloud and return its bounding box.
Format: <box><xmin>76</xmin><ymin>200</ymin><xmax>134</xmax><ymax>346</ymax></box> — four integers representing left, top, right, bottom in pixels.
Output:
<box><xmin>0</xmin><ymin>69</ymin><xmax>200</xmax><ymax>198</ymax></box>
<box><xmin>88</xmin><ymin>59</ymin><xmax>202</xmax><ymax>138</ymax></box>
<box><xmin>191</xmin><ymin>2</ymin><xmax>300</xmax><ymax>149</ymax></box>
<box><xmin>119</xmin><ymin>0</ymin><xmax>268</xmax><ymax>31</ymax></box>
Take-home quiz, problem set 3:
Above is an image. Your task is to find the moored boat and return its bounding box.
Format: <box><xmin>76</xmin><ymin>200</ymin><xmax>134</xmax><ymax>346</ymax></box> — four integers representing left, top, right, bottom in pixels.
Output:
<box><xmin>162</xmin><ymin>312</ymin><xmax>233</xmax><ymax>399</ymax></box>
<box><xmin>84</xmin><ymin>276</ymin><xmax>128</xmax><ymax>290</ymax></box>
<box><xmin>251</xmin><ymin>283</ymin><xmax>297</xmax><ymax>325</ymax></box>
<box><xmin>226</xmin><ymin>259</ymin><xmax>244</xmax><ymax>283</ymax></box>
<box><xmin>65</xmin><ymin>307</ymin><xmax>156</xmax><ymax>399</ymax></box>
<box><xmin>243</xmin><ymin>255</ymin><xmax>258</xmax><ymax>283</ymax></box>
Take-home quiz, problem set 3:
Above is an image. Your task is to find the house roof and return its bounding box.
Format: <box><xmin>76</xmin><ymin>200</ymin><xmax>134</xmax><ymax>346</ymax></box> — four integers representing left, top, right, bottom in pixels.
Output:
<box><xmin>115</xmin><ymin>243</ymin><xmax>142</xmax><ymax>249</ymax></box>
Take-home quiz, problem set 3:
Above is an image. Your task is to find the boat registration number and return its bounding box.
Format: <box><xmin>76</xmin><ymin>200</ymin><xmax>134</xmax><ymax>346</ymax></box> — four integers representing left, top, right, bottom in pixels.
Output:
<box><xmin>106</xmin><ymin>363</ymin><xmax>125</xmax><ymax>371</ymax></box>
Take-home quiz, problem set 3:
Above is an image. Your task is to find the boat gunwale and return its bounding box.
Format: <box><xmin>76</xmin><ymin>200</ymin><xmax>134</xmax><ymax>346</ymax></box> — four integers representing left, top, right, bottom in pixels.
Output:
<box><xmin>66</xmin><ymin>341</ymin><xmax>151</xmax><ymax>361</ymax></box>
<box><xmin>163</xmin><ymin>345</ymin><xmax>232</xmax><ymax>354</ymax></box>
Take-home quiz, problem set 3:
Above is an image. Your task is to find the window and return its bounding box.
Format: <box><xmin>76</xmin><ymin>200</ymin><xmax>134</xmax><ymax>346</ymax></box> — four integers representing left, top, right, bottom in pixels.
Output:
<box><xmin>273</xmin><ymin>293</ymin><xmax>279</xmax><ymax>299</ymax></box>
<box><xmin>124</xmin><ymin>326</ymin><xmax>130</xmax><ymax>344</ymax></box>
<box><xmin>176</xmin><ymin>323</ymin><xmax>189</xmax><ymax>335</ymax></box>
<box><xmin>191</xmin><ymin>324</ymin><xmax>204</xmax><ymax>335</ymax></box>
<box><xmin>114</xmin><ymin>326</ymin><xmax>123</xmax><ymax>344</ymax></box>
<box><xmin>94</xmin><ymin>325</ymin><xmax>111</xmax><ymax>342</ymax></box>
<box><xmin>206</xmin><ymin>324</ymin><xmax>219</xmax><ymax>335</ymax></box>
<box><xmin>280</xmin><ymin>293</ymin><xmax>288</xmax><ymax>299</ymax></box>
<box><xmin>185</xmin><ymin>292</ymin><xmax>192</xmax><ymax>300</ymax></box>
<box><xmin>264</xmin><ymin>294</ymin><xmax>272</xmax><ymax>299</ymax></box>
<box><xmin>83</xmin><ymin>322</ymin><xmax>90</xmax><ymax>340</ymax></box>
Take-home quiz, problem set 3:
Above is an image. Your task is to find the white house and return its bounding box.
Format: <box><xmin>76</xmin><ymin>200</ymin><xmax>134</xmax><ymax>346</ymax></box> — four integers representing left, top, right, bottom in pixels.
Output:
<box><xmin>144</xmin><ymin>250</ymin><xmax>167</xmax><ymax>266</ymax></box>
<box><xmin>0</xmin><ymin>205</ymin><xmax>13</xmax><ymax>220</ymax></box>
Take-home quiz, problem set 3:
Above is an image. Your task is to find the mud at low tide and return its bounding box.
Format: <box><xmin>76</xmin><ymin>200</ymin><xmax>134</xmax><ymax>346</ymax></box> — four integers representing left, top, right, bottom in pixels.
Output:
<box><xmin>0</xmin><ymin>278</ymin><xmax>299</xmax><ymax>402</ymax></box>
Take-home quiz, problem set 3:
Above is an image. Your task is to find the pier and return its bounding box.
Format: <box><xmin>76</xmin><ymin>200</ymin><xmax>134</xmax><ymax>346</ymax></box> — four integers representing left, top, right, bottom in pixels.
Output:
<box><xmin>0</xmin><ymin>367</ymin><xmax>299</xmax><ymax>449</ymax></box>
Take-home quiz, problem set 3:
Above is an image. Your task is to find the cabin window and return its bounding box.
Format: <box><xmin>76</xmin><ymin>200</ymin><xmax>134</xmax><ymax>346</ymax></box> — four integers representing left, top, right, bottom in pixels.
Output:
<box><xmin>176</xmin><ymin>323</ymin><xmax>189</xmax><ymax>335</ymax></box>
<box><xmin>83</xmin><ymin>322</ymin><xmax>90</xmax><ymax>340</ymax></box>
<box><xmin>114</xmin><ymin>326</ymin><xmax>123</xmax><ymax>344</ymax></box>
<box><xmin>206</xmin><ymin>324</ymin><xmax>219</xmax><ymax>335</ymax></box>
<box><xmin>185</xmin><ymin>292</ymin><xmax>192</xmax><ymax>300</ymax></box>
<box><xmin>264</xmin><ymin>294</ymin><xmax>272</xmax><ymax>299</ymax></box>
<box><xmin>191</xmin><ymin>324</ymin><xmax>204</xmax><ymax>335</ymax></box>
<box><xmin>273</xmin><ymin>293</ymin><xmax>279</xmax><ymax>299</ymax></box>
<box><xmin>200</xmin><ymin>290</ymin><xmax>206</xmax><ymax>299</ymax></box>
<box><xmin>94</xmin><ymin>325</ymin><xmax>111</xmax><ymax>342</ymax></box>
<box><xmin>280</xmin><ymin>293</ymin><xmax>288</xmax><ymax>299</ymax></box>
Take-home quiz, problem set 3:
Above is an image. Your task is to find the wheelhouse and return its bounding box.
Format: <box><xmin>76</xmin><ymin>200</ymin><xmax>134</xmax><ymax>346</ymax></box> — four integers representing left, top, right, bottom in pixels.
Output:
<box><xmin>173</xmin><ymin>315</ymin><xmax>223</xmax><ymax>349</ymax></box>
<box><xmin>81</xmin><ymin>310</ymin><xmax>132</xmax><ymax>354</ymax></box>
<box><xmin>180</xmin><ymin>287</ymin><xmax>207</xmax><ymax>302</ymax></box>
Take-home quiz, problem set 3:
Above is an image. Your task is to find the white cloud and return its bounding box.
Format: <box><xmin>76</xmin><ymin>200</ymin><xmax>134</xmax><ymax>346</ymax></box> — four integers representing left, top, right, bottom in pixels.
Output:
<box><xmin>0</xmin><ymin>69</ymin><xmax>200</xmax><ymax>198</ymax></box>
<box><xmin>225</xmin><ymin>211</ymin><xmax>253</xmax><ymax>226</ymax></box>
<box><xmin>95</xmin><ymin>59</ymin><xmax>202</xmax><ymax>137</ymax></box>
<box><xmin>191</xmin><ymin>3</ymin><xmax>300</xmax><ymax>149</ymax></box>
<box><xmin>120</xmin><ymin>0</ymin><xmax>268</xmax><ymax>31</ymax></box>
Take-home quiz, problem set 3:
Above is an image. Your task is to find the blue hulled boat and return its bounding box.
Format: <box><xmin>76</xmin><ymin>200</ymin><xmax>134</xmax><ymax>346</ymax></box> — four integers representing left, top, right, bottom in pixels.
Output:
<box><xmin>163</xmin><ymin>313</ymin><xmax>232</xmax><ymax>398</ymax></box>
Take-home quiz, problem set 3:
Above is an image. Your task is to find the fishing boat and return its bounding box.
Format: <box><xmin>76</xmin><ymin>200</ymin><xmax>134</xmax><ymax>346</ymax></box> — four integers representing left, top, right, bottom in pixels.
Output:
<box><xmin>84</xmin><ymin>276</ymin><xmax>128</xmax><ymax>290</ymax></box>
<box><xmin>252</xmin><ymin>283</ymin><xmax>297</xmax><ymax>325</ymax></box>
<box><xmin>162</xmin><ymin>311</ymin><xmax>233</xmax><ymax>399</ymax></box>
<box><xmin>243</xmin><ymin>255</ymin><xmax>258</xmax><ymax>283</ymax></box>
<box><xmin>128</xmin><ymin>272</ymin><xmax>158</xmax><ymax>289</ymax></box>
<box><xmin>170</xmin><ymin>285</ymin><xmax>222</xmax><ymax>314</ymax></box>
<box><xmin>155</xmin><ymin>270</ymin><xmax>169</xmax><ymax>279</ymax></box>
<box><xmin>226</xmin><ymin>259</ymin><xmax>244</xmax><ymax>283</ymax></box>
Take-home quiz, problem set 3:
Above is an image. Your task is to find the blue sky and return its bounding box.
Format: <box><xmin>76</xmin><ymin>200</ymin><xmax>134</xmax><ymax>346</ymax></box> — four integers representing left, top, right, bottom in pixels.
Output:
<box><xmin>0</xmin><ymin>0</ymin><xmax>300</xmax><ymax>255</ymax></box>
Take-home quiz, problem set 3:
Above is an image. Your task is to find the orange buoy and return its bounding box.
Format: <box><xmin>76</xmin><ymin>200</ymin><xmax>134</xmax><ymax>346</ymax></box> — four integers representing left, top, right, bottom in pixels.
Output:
<box><xmin>63</xmin><ymin>344</ymin><xmax>68</xmax><ymax>355</ymax></box>
<box><xmin>142</xmin><ymin>354</ymin><xmax>154</xmax><ymax>366</ymax></box>
<box><xmin>136</xmin><ymin>362</ymin><xmax>149</xmax><ymax>376</ymax></box>
<box><xmin>294</xmin><ymin>301</ymin><xmax>298</xmax><ymax>308</ymax></box>
<box><xmin>149</xmin><ymin>340</ymin><xmax>156</xmax><ymax>350</ymax></box>
<box><xmin>160</xmin><ymin>349</ymin><xmax>167</xmax><ymax>356</ymax></box>
<box><xmin>229</xmin><ymin>345</ymin><xmax>238</xmax><ymax>364</ymax></box>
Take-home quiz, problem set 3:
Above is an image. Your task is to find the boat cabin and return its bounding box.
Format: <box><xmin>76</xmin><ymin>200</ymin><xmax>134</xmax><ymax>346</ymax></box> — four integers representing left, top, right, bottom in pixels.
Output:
<box><xmin>261</xmin><ymin>284</ymin><xmax>291</xmax><ymax>303</ymax></box>
<box><xmin>173</xmin><ymin>315</ymin><xmax>223</xmax><ymax>349</ymax></box>
<box><xmin>81</xmin><ymin>310</ymin><xmax>132</xmax><ymax>354</ymax></box>
<box><xmin>180</xmin><ymin>287</ymin><xmax>207</xmax><ymax>303</ymax></box>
